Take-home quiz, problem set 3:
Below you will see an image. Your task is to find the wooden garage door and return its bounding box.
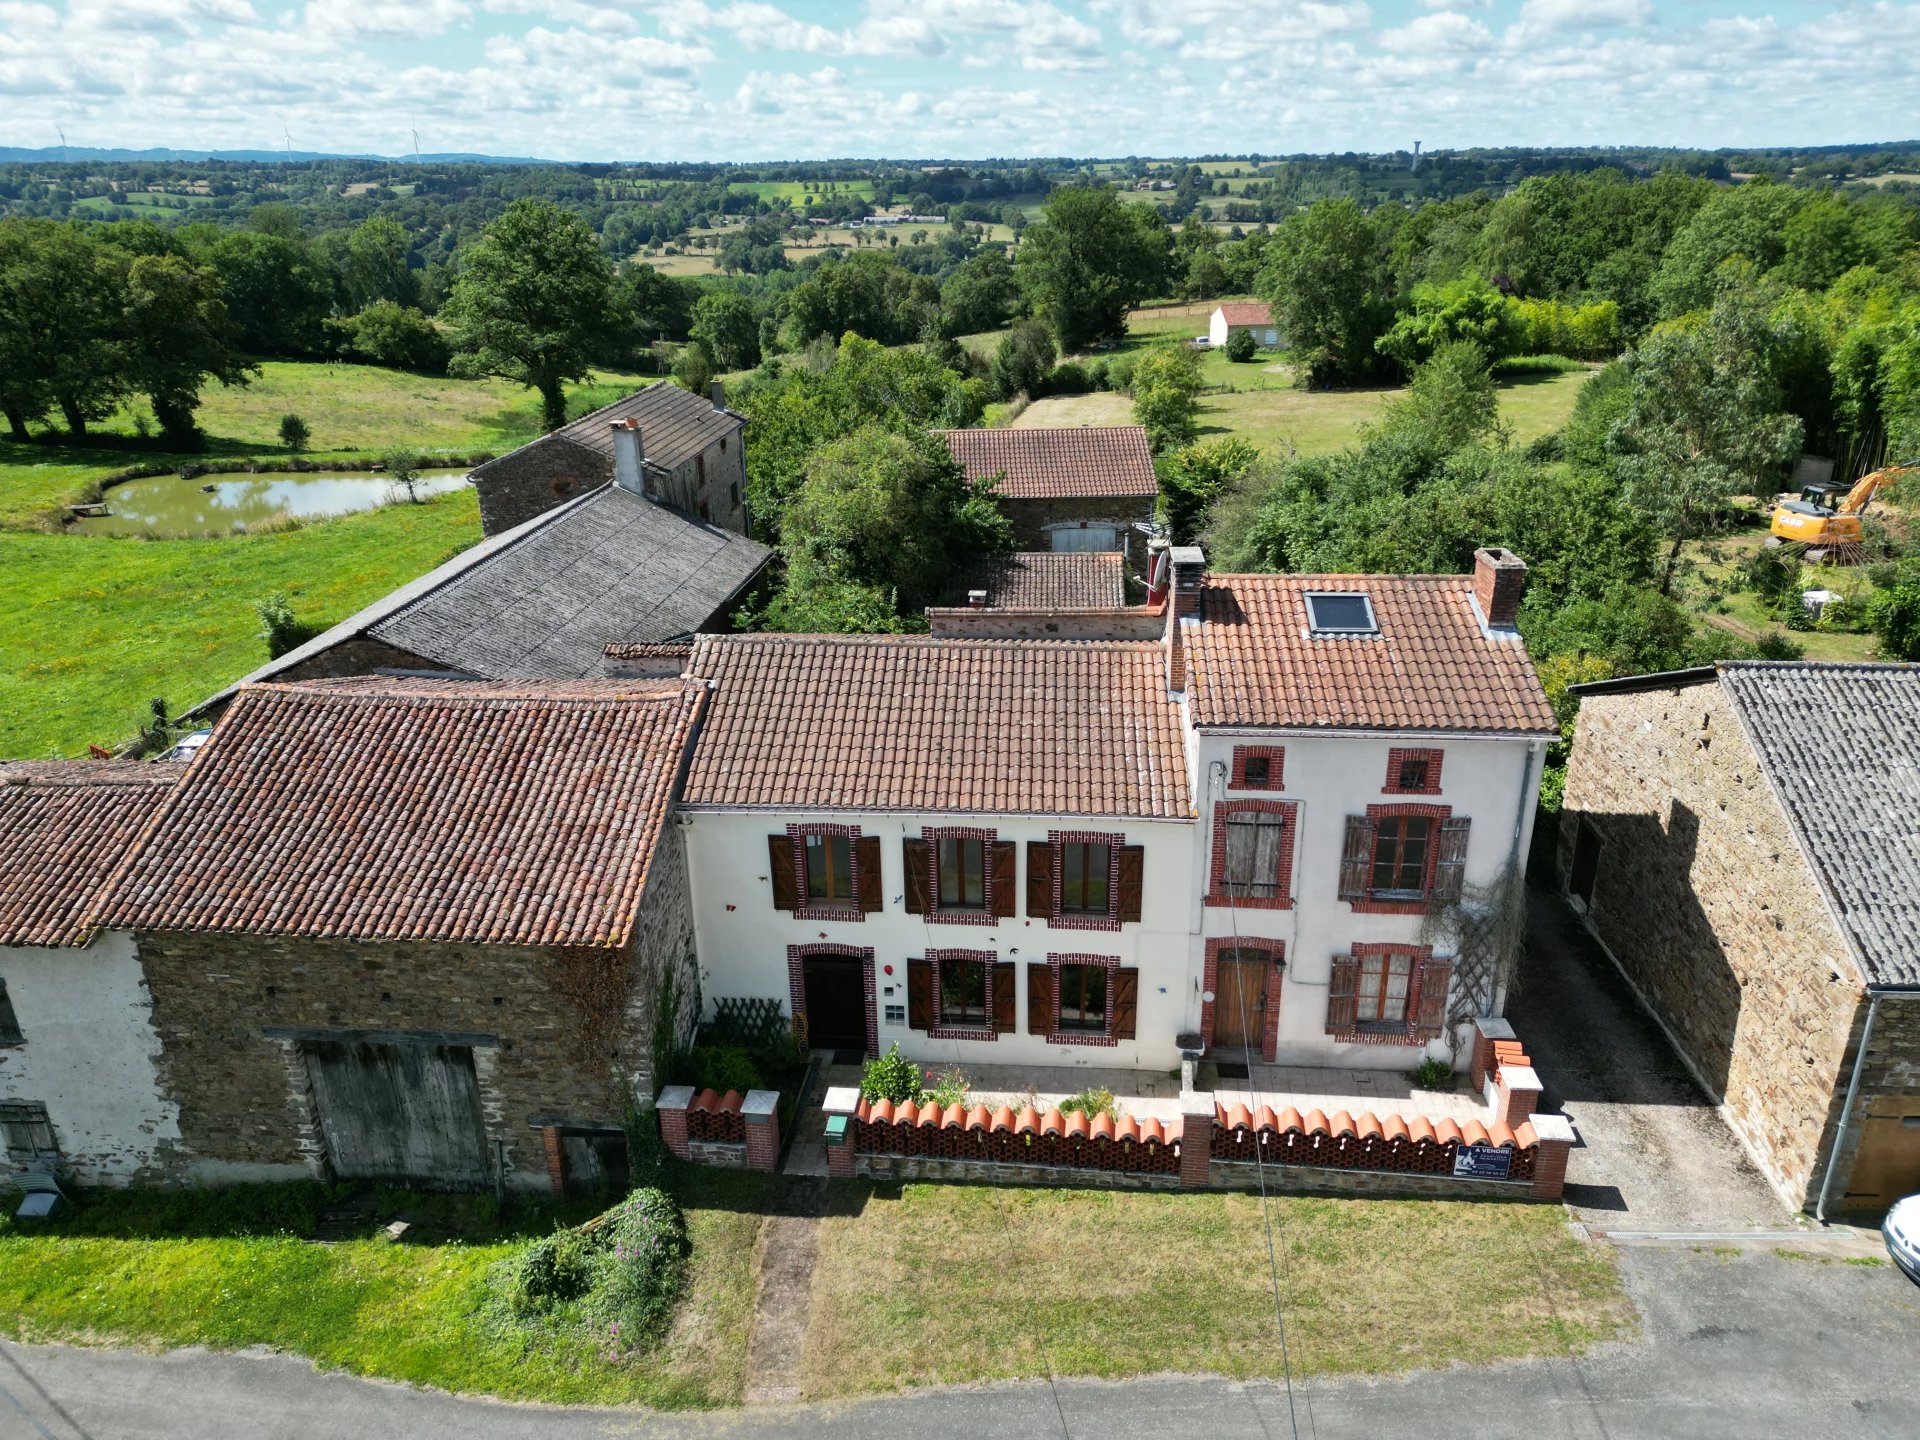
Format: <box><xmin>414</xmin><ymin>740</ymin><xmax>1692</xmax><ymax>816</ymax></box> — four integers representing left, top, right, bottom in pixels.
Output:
<box><xmin>1845</xmin><ymin>1094</ymin><xmax>1920</xmax><ymax>1212</ymax></box>
<box><xmin>303</xmin><ymin>1039</ymin><xmax>490</xmax><ymax>1190</ymax></box>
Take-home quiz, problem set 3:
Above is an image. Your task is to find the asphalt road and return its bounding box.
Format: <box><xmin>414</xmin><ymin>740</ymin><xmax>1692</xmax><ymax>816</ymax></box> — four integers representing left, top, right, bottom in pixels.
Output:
<box><xmin>4</xmin><ymin>1245</ymin><xmax>1917</xmax><ymax>1440</ymax></box>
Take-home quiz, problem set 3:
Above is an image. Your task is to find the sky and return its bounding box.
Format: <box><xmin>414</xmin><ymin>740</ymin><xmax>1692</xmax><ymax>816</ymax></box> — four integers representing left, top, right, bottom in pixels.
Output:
<box><xmin>2</xmin><ymin>0</ymin><xmax>1918</xmax><ymax>161</ymax></box>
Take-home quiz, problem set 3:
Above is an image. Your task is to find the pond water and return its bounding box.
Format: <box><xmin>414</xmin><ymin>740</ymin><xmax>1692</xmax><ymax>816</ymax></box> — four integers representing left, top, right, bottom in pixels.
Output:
<box><xmin>72</xmin><ymin>468</ymin><xmax>472</xmax><ymax>537</ymax></box>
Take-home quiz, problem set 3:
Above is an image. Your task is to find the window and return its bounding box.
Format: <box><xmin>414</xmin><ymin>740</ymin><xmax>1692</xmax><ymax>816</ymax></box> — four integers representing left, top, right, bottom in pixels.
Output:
<box><xmin>938</xmin><ymin>836</ymin><xmax>986</xmax><ymax>909</ymax></box>
<box><xmin>1356</xmin><ymin>952</ymin><xmax>1415</xmax><ymax>1026</ymax></box>
<box><xmin>1223</xmin><ymin>810</ymin><xmax>1288</xmax><ymax>899</ymax></box>
<box><xmin>1059</xmin><ymin>841</ymin><xmax>1111</xmax><ymax>915</ymax></box>
<box><xmin>939</xmin><ymin>957</ymin><xmax>990</xmax><ymax>1026</ymax></box>
<box><xmin>0</xmin><ymin>1101</ymin><xmax>56</xmax><ymax>1161</ymax></box>
<box><xmin>1372</xmin><ymin>815</ymin><xmax>1432</xmax><ymax>896</ymax></box>
<box><xmin>1305</xmin><ymin>592</ymin><xmax>1377</xmax><ymax>634</ymax></box>
<box><xmin>804</xmin><ymin>832</ymin><xmax>854</xmax><ymax>905</ymax></box>
<box><xmin>0</xmin><ymin>979</ymin><xmax>20</xmax><ymax>1046</ymax></box>
<box><xmin>1243</xmin><ymin>756</ymin><xmax>1270</xmax><ymax>787</ymax></box>
<box><xmin>1057</xmin><ymin>963</ymin><xmax>1108</xmax><ymax>1032</ymax></box>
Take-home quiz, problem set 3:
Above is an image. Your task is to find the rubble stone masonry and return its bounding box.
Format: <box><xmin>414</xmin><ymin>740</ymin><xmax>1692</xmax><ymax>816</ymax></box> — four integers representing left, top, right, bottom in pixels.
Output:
<box><xmin>1560</xmin><ymin>680</ymin><xmax>1864</xmax><ymax>1207</ymax></box>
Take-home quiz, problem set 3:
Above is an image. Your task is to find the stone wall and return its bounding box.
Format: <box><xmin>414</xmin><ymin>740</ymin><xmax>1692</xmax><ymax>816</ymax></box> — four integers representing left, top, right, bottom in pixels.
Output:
<box><xmin>472</xmin><ymin>437</ymin><xmax>609</xmax><ymax>536</ymax></box>
<box><xmin>1560</xmin><ymin>679</ymin><xmax>1864</xmax><ymax>1207</ymax></box>
<box><xmin>998</xmin><ymin>495</ymin><xmax>1152</xmax><ymax>550</ymax></box>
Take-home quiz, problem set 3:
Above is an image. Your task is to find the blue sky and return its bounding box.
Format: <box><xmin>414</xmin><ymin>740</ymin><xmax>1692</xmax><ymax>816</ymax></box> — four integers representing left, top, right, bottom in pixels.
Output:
<box><xmin>3</xmin><ymin>1</ymin><xmax>1918</xmax><ymax>160</ymax></box>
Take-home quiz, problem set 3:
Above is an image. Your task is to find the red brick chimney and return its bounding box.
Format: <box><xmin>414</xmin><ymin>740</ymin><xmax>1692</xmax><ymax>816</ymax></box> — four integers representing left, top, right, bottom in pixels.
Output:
<box><xmin>1472</xmin><ymin>548</ymin><xmax>1526</xmax><ymax>631</ymax></box>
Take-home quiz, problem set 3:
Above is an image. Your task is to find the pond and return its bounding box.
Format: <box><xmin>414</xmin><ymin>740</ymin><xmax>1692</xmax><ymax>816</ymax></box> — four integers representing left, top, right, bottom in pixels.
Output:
<box><xmin>71</xmin><ymin>468</ymin><xmax>472</xmax><ymax>537</ymax></box>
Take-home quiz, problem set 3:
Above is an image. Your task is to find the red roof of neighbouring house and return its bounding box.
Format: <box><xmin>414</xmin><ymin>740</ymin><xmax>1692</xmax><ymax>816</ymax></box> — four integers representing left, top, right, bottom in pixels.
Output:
<box><xmin>1186</xmin><ymin>575</ymin><xmax>1557</xmax><ymax>735</ymax></box>
<box><xmin>0</xmin><ymin>761</ymin><xmax>182</xmax><ymax>948</ymax></box>
<box><xmin>1215</xmin><ymin>302</ymin><xmax>1272</xmax><ymax>327</ymax></box>
<box><xmin>104</xmin><ymin>678</ymin><xmax>704</xmax><ymax>948</ymax></box>
<box><xmin>936</xmin><ymin>426</ymin><xmax>1158</xmax><ymax>501</ymax></box>
<box><xmin>683</xmin><ymin>634</ymin><xmax>1191</xmax><ymax>818</ymax></box>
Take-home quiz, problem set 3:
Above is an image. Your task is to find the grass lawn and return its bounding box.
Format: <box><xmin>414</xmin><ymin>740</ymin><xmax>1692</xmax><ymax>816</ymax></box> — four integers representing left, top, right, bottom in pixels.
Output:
<box><xmin>0</xmin><ymin>487</ymin><xmax>482</xmax><ymax>758</ymax></box>
<box><xmin>0</xmin><ymin>1171</ymin><xmax>768</xmax><ymax>1409</ymax></box>
<box><xmin>799</xmin><ymin>1184</ymin><xmax>1630</xmax><ymax>1399</ymax></box>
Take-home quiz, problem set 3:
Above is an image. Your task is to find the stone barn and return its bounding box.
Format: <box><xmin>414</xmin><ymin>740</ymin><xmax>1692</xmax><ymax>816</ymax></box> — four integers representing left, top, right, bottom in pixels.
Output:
<box><xmin>1561</xmin><ymin>661</ymin><xmax>1920</xmax><ymax>1216</ymax></box>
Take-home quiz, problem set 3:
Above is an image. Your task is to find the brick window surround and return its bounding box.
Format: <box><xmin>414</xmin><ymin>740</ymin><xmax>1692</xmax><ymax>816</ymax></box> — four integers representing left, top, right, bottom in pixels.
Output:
<box><xmin>1205</xmin><ymin>798</ymin><xmax>1298</xmax><ymax>910</ymax></box>
<box><xmin>785</xmin><ymin>943</ymin><xmax>878</xmax><ymax>1058</ymax></box>
<box><xmin>1048</xmin><ymin>829</ymin><xmax>1124</xmax><ymax>932</ymax></box>
<box><xmin>1048</xmin><ymin>952</ymin><xmax>1120</xmax><ymax>1047</ymax></box>
<box><xmin>923</xmin><ymin>825</ymin><xmax>998</xmax><ymax>927</ymax></box>
<box><xmin>1201</xmin><ymin>936</ymin><xmax>1286</xmax><ymax>1062</ymax></box>
<box><xmin>1347</xmin><ymin>802</ymin><xmax>1452</xmax><ymax>915</ymax></box>
<box><xmin>1382</xmin><ymin>747</ymin><xmax>1444</xmax><ymax>795</ymax></box>
<box><xmin>928</xmin><ymin>948</ymin><xmax>999</xmax><ymax>1042</ymax></box>
<box><xmin>788</xmin><ymin>821</ymin><xmax>865</xmax><ymax>923</ymax></box>
<box><xmin>1229</xmin><ymin>745</ymin><xmax>1286</xmax><ymax>791</ymax></box>
<box><xmin>1332</xmin><ymin>942</ymin><xmax>1437</xmax><ymax>1046</ymax></box>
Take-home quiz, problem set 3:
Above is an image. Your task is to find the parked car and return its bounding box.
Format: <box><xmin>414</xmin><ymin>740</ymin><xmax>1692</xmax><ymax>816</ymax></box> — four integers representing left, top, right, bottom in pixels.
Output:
<box><xmin>1883</xmin><ymin>1194</ymin><xmax>1920</xmax><ymax>1283</ymax></box>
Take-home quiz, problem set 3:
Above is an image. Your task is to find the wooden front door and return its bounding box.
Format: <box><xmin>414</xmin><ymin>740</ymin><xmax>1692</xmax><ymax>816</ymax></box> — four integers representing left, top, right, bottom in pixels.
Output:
<box><xmin>802</xmin><ymin>954</ymin><xmax>867</xmax><ymax>1053</ymax></box>
<box><xmin>303</xmin><ymin>1039</ymin><xmax>490</xmax><ymax>1190</ymax></box>
<box><xmin>1213</xmin><ymin>950</ymin><xmax>1272</xmax><ymax>1053</ymax></box>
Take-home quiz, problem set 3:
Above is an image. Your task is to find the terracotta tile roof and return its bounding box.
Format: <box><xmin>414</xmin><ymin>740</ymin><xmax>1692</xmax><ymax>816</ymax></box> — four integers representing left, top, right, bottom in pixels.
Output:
<box><xmin>1187</xmin><ymin>575</ymin><xmax>1557</xmax><ymax>735</ymax></box>
<box><xmin>105</xmin><ymin>678</ymin><xmax>703</xmax><ymax>948</ymax></box>
<box><xmin>1215</xmin><ymin>302</ymin><xmax>1272</xmax><ymax>327</ymax></box>
<box><xmin>0</xmin><ymin>761</ymin><xmax>182</xmax><ymax>948</ymax></box>
<box><xmin>959</xmin><ymin>551</ymin><xmax>1126</xmax><ymax>610</ymax></box>
<box><xmin>937</xmin><ymin>426</ymin><xmax>1158</xmax><ymax>500</ymax></box>
<box><xmin>684</xmin><ymin>635</ymin><xmax>1191</xmax><ymax>818</ymax></box>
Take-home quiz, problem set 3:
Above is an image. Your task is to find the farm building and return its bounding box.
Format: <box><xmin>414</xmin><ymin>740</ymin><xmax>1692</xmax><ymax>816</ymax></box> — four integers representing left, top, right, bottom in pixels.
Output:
<box><xmin>1209</xmin><ymin>302</ymin><xmax>1280</xmax><ymax>349</ymax></box>
<box><xmin>1560</xmin><ymin>661</ymin><xmax>1920</xmax><ymax>1216</ymax></box>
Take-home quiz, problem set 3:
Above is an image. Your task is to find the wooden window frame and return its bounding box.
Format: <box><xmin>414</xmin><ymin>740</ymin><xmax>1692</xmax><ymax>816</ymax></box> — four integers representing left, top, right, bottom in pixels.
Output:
<box><xmin>1205</xmin><ymin>799</ymin><xmax>1297</xmax><ymax>910</ymax></box>
<box><xmin>921</xmin><ymin>826</ymin><xmax>1002</xmax><ymax>927</ymax></box>
<box><xmin>1200</xmin><ymin>936</ymin><xmax>1286</xmax><ymax>1061</ymax></box>
<box><xmin>786</xmin><ymin>823</ymin><xmax>870</xmax><ymax>922</ymax></box>
<box><xmin>1229</xmin><ymin>745</ymin><xmax>1286</xmax><ymax>791</ymax></box>
<box><xmin>1382</xmin><ymin>747</ymin><xmax>1444</xmax><ymax>795</ymax></box>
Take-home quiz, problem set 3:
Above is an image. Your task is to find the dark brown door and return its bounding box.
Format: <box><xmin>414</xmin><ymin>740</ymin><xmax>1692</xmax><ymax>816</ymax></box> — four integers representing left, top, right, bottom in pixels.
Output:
<box><xmin>803</xmin><ymin>954</ymin><xmax>867</xmax><ymax>1052</ymax></box>
<box><xmin>1213</xmin><ymin>951</ymin><xmax>1271</xmax><ymax>1053</ymax></box>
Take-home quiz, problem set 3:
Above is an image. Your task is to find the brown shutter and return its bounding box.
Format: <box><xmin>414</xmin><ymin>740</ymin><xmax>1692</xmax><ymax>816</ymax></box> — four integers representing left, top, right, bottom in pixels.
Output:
<box><xmin>856</xmin><ymin>835</ymin><xmax>883</xmax><ymax>912</ymax></box>
<box><xmin>1116</xmin><ymin>844</ymin><xmax>1144</xmax><ymax>922</ymax></box>
<box><xmin>1026</xmin><ymin>840</ymin><xmax>1054</xmax><ymax>917</ymax></box>
<box><xmin>903</xmin><ymin>838</ymin><xmax>929</xmax><ymax>914</ymax></box>
<box><xmin>993</xmin><ymin>962</ymin><xmax>1016</xmax><ymax>1033</ymax></box>
<box><xmin>1113</xmin><ymin>966</ymin><xmax>1139</xmax><ymax>1040</ymax></box>
<box><xmin>992</xmin><ymin>841</ymin><xmax>1017</xmax><ymax>918</ymax></box>
<box><xmin>907</xmin><ymin>958</ymin><xmax>933</xmax><ymax>1031</ymax></box>
<box><xmin>1414</xmin><ymin>957</ymin><xmax>1452</xmax><ymax>1037</ymax></box>
<box><xmin>1338</xmin><ymin>816</ymin><xmax>1376</xmax><ymax>902</ymax></box>
<box><xmin>1431</xmin><ymin>818</ymin><xmax>1471</xmax><ymax>904</ymax></box>
<box><xmin>1027</xmin><ymin>963</ymin><xmax>1054</xmax><ymax>1036</ymax></box>
<box><xmin>1326</xmin><ymin>954</ymin><xmax>1360</xmax><ymax>1034</ymax></box>
<box><xmin>768</xmin><ymin>835</ymin><xmax>798</xmax><ymax>910</ymax></box>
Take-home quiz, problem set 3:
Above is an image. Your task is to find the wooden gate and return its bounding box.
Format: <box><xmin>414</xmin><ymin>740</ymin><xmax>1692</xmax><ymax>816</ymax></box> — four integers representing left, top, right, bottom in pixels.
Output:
<box><xmin>1212</xmin><ymin>951</ymin><xmax>1271</xmax><ymax>1053</ymax></box>
<box><xmin>303</xmin><ymin>1038</ymin><xmax>491</xmax><ymax>1190</ymax></box>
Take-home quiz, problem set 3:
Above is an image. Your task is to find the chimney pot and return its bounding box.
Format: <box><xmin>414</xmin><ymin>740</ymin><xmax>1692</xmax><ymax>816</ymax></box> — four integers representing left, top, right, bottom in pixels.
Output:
<box><xmin>1472</xmin><ymin>547</ymin><xmax>1526</xmax><ymax>630</ymax></box>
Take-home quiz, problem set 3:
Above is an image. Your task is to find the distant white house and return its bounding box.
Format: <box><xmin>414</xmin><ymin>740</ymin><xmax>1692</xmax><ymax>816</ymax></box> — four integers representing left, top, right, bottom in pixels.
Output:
<box><xmin>1209</xmin><ymin>301</ymin><xmax>1280</xmax><ymax>349</ymax></box>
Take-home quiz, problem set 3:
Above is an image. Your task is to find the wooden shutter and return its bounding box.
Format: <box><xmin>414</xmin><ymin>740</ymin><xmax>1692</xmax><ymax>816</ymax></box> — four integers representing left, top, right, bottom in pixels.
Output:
<box><xmin>768</xmin><ymin>835</ymin><xmax>797</xmax><ymax>910</ymax></box>
<box><xmin>856</xmin><ymin>835</ymin><xmax>883</xmax><ymax>912</ymax></box>
<box><xmin>993</xmin><ymin>962</ymin><xmax>1016</xmax><ymax>1033</ymax></box>
<box><xmin>907</xmin><ymin>958</ymin><xmax>933</xmax><ymax>1031</ymax></box>
<box><xmin>1027</xmin><ymin>840</ymin><xmax>1054</xmax><ymax>917</ymax></box>
<box><xmin>992</xmin><ymin>841</ymin><xmax>1017</xmax><ymax>918</ymax></box>
<box><xmin>1431</xmin><ymin>818</ymin><xmax>1471</xmax><ymax>904</ymax></box>
<box><xmin>903</xmin><ymin>838</ymin><xmax>929</xmax><ymax>914</ymax></box>
<box><xmin>1414</xmin><ymin>957</ymin><xmax>1452</xmax><ymax>1038</ymax></box>
<box><xmin>1338</xmin><ymin>816</ymin><xmax>1376</xmax><ymax>902</ymax></box>
<box><xmin>1326</xmin><ymin>954</ymin><xmax>1360</xmax><ymax>1034</ymax></box>
<box><xmin>1027</xmin><ymin>963</ymin><xmax>1054</xmax><ymax>1036</ymax></box>
<box><xmin>1117</xmin><ymin>844</ymin><xmax>1144</xmax><ymax>922</ymax></box>
<box><xmin>1113</xmin><ymin>966</ymin><xmax>1139</xmax><ymax>1041</ymax></box>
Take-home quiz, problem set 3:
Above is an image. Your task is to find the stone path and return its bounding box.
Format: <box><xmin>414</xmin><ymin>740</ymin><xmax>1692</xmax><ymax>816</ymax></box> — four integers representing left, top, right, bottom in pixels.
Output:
<box><xmin>740</xmin><ymin>1175</ymin><xmax>827</xmax><ymax>1405</ymax></box>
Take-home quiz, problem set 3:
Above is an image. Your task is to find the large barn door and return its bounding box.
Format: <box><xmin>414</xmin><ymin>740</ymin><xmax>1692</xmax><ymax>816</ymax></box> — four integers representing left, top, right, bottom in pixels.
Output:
<box><xmin>303</xmin><ymin>1039</ymin><xmax>490</xmax><ymax>1190</ymax></box>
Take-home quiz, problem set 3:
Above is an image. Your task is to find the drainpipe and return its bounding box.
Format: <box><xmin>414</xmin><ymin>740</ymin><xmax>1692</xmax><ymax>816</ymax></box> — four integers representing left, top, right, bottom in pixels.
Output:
<box><xmin>1816</xmin><ymin>991</ymin><xmax>1886</xmax><ymax>1224</ymax></box>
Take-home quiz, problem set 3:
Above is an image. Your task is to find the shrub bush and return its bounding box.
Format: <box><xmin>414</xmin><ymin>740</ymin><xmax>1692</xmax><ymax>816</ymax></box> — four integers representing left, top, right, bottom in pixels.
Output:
<box><xmin>1224</xmin><ymin>328</ymin><xmax>1257</xmax><ymax>362</ymax></box>
<box><xmin>860</xmin><ymin>1043</ymin><xmax>922</xmax><ymax>1103</ymax></box>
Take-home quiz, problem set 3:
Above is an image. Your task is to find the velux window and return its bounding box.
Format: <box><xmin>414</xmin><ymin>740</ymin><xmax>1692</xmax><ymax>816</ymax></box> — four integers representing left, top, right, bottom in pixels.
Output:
<box><xmin>804</xmin><ymin>832</ymin><xmax>854</xmax><ymax>905</ymax></box>
<box><xmin>1059</xmin><ymin>841</ymin><xmax>1111</xmax><ymax>915</ymax></box>
<box><xmin>939</xmin><ymin>956</ymin><xmax>991</xmax><ymax>1027</ymax></box>
<box><xmin>938</xmin><ymin>837</ymin><xmax>987</xmax><ymax>909</ymax></box>
<box><xmin>1372</xmin><ymin>815</ymin><xmax>1432</xmax><ymax>896</ymax></box>
<box><xmin>1305</xmin><ymin>592</ymin><xmax>1377</xmax><ymax>634</ymax></box>
<box><xmin>1223</xmin><ymin>810</ymin><xmax>1287</xmax><ymax>900</ymax></box>
<box><xmin>1057</xmin><ymin>963</ymin><xmax>1108</xmax><ymax>1032</ymax></box>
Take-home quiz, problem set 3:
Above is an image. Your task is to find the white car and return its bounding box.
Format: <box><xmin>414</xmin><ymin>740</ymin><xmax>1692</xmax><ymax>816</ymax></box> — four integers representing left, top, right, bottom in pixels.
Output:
<box><xmin>1883</xmin><ymin>1194</ymin><xmax>1920</xmax><ymax>1283</ymax></box>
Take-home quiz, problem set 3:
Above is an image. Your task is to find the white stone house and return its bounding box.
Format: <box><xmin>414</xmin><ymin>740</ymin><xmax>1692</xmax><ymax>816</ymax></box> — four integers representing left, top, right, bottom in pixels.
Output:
<box><xmin>1209</xmin><ymin>301</ymin><xmax>1280</xmax><ymax>349</ymax></box>
<box><xmin>0</xmin><ymin>761</ymin><xmax>184</xmax><ymax>1187</ymax></box>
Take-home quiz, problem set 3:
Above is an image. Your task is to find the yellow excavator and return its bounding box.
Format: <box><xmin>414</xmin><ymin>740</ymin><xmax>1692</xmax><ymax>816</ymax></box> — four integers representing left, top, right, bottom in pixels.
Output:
<box><xmin>1768</xmin><ymin>458</ymin><xmax>1918</xmax><ymax>563</ymax></box>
